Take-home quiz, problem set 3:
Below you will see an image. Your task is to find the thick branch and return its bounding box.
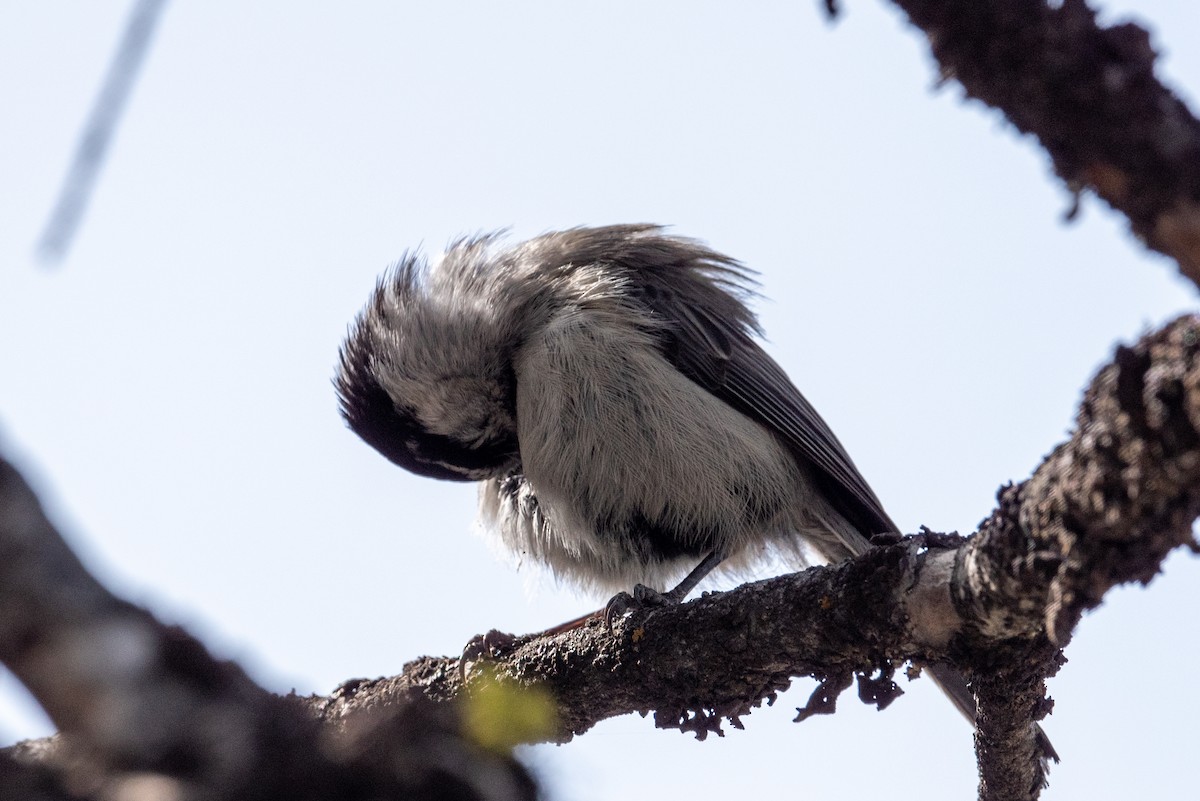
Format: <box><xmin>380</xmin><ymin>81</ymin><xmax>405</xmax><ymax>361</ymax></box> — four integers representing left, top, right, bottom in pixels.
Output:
<box><xmin>313</xmin><ymin>542</ymin><xmax>939</xmax><ymax>742</ymax></box>
<box><xmin>315</xmin><ymin>315</ymin><xmax>1200</xmax><ymax>801</ymax></box>
<box><xmin>9</xmin><ymin>315</ymin><xmax>1200</xmax><ymax>800</ymax></box>
<box><xmin>0</xmin><ymin>749</ymin><xmax>88</xmax><ymax>801</ymax></box>
<box><xmin>883</xmin><ymin>0</ymin><xmax>1200</xmax><ymax>286</ymax></box>
<box><xmin>956</xmin><ymin>315</ymin><xmax>1200</xmax><ymax>645</ymax></box>
<box><xmin>0</xmin><ymin>458</ymin><xmax>534</xmax><ymax>801</ymax></box>
<box><xmin>312</xmin><ymin>541</ymin><xmax>1046</xmax><ymax>743</ymax></box>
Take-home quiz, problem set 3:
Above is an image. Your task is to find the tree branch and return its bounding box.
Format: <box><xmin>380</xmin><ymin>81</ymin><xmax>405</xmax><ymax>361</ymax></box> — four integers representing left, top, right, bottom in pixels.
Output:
<box><xmin>312</xmin><ymin>314</ymin><xmax>1200</xmax><ymax>801</ymax></box>
<box><xmin>36</xmin><ymin>0</ymin><xmax>170</xmax><ymax>265</ymax></box>
<box><xmin>959</xmin><ymin>318</ymin><xmax>1200</xmax><ymax>646</ymax></box>
<box><xmin>880</xmin><ymin>0</ymin><xmax>1200</xmax><ymax>286</ymax></box>
<box><xmin>9</xmin><ymin>313</ymin><xmax>1200</xmax><ymax>799</ymax></box>
<box><xmin>0</xmin><ymin>748</ymin><xmax>88</xmax><ymax>801</ymax></box>
<box><xmin>8</xmin><ymin>313</ymin><xmax>1200</xmax><ymax>799</ymax></box>
<box><xmin>13</xmin><ymin>312</ymin><xmax>1197</xmax><ymax>801</ymax></box>
<box><xmin>0</xmin><ymin>457</ymin><xmax>535</xmax><ymax>801</ymax></box>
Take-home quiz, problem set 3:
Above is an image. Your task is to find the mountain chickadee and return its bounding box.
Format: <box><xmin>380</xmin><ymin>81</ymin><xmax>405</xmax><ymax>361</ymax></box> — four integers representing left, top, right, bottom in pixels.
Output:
<box><xmin>334</xmin><ymin>224</ymin><xmax>1053</xmax><ymax>757</ymax></box>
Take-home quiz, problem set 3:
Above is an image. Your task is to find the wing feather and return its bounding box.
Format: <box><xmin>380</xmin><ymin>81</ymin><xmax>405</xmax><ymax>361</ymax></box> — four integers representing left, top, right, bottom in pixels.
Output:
<box><xmin>620</xmin><ymin>239</ymin><xmax>896</xmax><ymax>539</ymax></box>
<box><xmin>534</xmin><ymin>224</ymin><xmax>896</xmax><ymax>539</ymax></box>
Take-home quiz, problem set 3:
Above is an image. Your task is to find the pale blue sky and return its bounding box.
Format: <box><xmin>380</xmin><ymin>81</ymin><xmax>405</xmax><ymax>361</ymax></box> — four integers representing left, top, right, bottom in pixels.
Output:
<box><xmin>2</xmin><ymin>3</ymin><xmax>1198</xmax><ymax>799</ymax></box>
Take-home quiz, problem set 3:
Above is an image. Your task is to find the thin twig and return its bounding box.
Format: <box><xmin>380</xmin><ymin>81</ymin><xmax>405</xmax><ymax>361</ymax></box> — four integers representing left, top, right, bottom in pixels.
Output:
<box><xmin>37</xmin><ymin>0</ymin><xmax>169</xmax><ymax>265</ymax></box>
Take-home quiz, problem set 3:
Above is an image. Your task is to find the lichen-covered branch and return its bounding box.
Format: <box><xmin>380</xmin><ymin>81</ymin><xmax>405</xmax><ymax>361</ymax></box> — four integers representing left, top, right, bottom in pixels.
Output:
<box><xmin>7</xmin><ymin>316</ymin><xmax>1200</xmax><ymax>801</ymax></box>
<box><xmin>314</xmin><ymin>315</ymin><xmax>1200</xmax><ymax>801</ymax></box>
<box><xmin>956</xmin><ymin>316</ymin><xmax>1200</xmax><ymax>646</ymax></box>
<box><xmin>881</xmin><ymin>0</ymin><xmax>1200</xmax><ymax>286</ymax></box>
<box><xmin>312</xmin><ymin>541</ymin><xmax>928</xmax><ymax>743</ymax></box>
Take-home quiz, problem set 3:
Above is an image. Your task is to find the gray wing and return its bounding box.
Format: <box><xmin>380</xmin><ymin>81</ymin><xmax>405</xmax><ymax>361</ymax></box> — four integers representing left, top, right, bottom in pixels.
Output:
<box><xmin>634</xmin><ymin>270</ymin><xmax>897</xmax><ymax>540</ymax></box>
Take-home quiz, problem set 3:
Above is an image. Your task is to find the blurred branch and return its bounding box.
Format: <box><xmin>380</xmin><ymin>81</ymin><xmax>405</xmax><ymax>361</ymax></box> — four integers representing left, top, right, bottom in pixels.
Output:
<box><xmin>311</xmin><ymin>314</ymin><xmax>1200</xmax><ymax>801</ymax></box>
<box><xmin>6</xmin><ymin>317</ymin><xmax>1198</xmax><ymax>800</ymax></box>
<box><xmin>0</xmin><ymin>457</ymin><xmax>535</xmax><ymax>801</ymax></box>
<box><xmin>0</xmin><ymin>749</ymin><xmax>87</xmax><ymax>801</ymax></box>
<box><xmin>882</xmin><ymin>0</ymin><xmax>1200</xmax><ymax>288</ymax></box>
<box><xmin>37</xmin><ymin>0</ymin><xmax>169</xmax><ymax>265</ymax></box>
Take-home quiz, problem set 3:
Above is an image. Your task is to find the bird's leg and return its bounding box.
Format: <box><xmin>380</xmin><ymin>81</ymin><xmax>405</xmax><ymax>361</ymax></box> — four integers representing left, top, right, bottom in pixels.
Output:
<box><xmin>604</xmin><ymin>550</ymin><xmax>727</xmax><ymax>628</ymax></box>
<box><xmin>538</xmin><ymin>609</ymin><xmax>605</xmax><ymax>635</ymax></box>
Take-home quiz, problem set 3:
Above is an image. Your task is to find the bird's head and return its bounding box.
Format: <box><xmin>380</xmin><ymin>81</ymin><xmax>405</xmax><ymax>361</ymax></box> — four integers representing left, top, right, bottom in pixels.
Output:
<box><xmin>335</xmin><ymin>243</ymin><xmax>523</xmax><ymax>481</ymax></box>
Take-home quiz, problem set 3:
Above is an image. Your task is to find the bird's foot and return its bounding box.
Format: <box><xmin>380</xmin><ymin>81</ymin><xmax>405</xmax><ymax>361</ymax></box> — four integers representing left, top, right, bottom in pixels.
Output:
<box><xmin>604</xmin><ymin>583</ymin><xmax>679</xmax><ymax>629</ymax></box>
<box><xmin>459</xmin><ymin>629</ymin><xmax>523</xmax><ymax>683</ymax></box>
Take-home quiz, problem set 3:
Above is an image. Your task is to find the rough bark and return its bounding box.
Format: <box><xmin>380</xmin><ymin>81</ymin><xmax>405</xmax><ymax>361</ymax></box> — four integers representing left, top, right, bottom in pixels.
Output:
<box><xmin>6</xmin><ymin>316</ymin><xmax>1200</xmax><ymax>799</ymax></box>
<box><xmin>305</xmin><ymin>315</ymin><xmax>1200</xmax><ymax>801</ymax></box>
<box><xmin>881</xmin><ymin>0</ymin><xmax>1200</xmax><ymax>288</ymax></box>
<box><xmin>9</xmin><ymin>5</ymin><xmax>1200</xmax><ymax>797</ymax></box>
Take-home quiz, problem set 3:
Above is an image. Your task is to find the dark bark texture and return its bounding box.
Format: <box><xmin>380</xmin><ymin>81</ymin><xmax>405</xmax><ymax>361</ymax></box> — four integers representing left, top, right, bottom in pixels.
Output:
<box><xmin>886</xmin><ymin>0</ymin><xmax>1200</xmax><ymax>287</ymax></box>
<box><xmin>5</xmin><ymin>317</ymin><xmax>1200</xmax><ymax>800</ymax></box>
<box><xmin>5</xmin><ymin>324</ymin><xmax>1199</xmax><ymax>801</ymax></box>
<box><xmin>306</xmin><ymin>315</ymin><xmax>1200</xmax><ymax>801</ymax></box>
<box><xmin>6</xmin><ymin>3</ymin><xmax>1200</xmax><ymax>800</ymax></box>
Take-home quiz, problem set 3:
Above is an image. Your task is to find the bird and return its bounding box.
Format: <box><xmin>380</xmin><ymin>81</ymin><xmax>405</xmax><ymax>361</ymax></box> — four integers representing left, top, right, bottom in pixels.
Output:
<box><xmin>334</xmin><ymin>223</ymin><xmax>1053</xmax><ymax>761</ymax></box>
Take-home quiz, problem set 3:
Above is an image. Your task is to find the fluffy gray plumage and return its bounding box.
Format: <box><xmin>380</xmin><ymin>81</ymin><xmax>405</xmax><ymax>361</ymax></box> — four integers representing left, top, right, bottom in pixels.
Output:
<box><xmin>335</xmin><ymin>224</ymin><xmax>1058</xmax><ymax>760</ymax></box>
<box><xmin>336</xmin><ymin>224</ymin><xmax>894</xmax><ymax>593</ymax></box>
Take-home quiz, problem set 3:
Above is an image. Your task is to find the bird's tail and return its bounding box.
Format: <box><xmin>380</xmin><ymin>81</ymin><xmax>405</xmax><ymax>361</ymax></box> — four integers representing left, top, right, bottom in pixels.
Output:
<box><xmin>926</xmin><ymin>663</ymin><xmax>1058</xmax><ymax>785</ymax></box>
<box><xmin>820</xmin><ymin>515</ymin><xmax>1058</xmax><ymax>777</ymax></box>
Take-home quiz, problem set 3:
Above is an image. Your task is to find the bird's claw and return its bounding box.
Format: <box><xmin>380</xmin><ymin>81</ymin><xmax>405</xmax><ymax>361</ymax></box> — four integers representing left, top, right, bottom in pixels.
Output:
<box><xmin>604</xmin><ymin>592</ymin><xmax>634</xmax><ymax>629</ymax></box>
<box><xmin>604</xmin><ymin>583</ymin><xmax>676</xmax><ymax>630</ymax></box>
<box><xmin>459</xmin><ymin>628</ymin><xmax>520</xmax><ymax>683</ymax></box>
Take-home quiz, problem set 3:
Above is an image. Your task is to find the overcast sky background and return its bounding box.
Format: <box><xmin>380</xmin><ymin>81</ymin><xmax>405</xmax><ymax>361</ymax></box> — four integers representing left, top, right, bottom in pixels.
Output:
<box><xmin>2</xmin><ymin>2</ymin><xmax>1199</xmax><ymax>799</ymax></box>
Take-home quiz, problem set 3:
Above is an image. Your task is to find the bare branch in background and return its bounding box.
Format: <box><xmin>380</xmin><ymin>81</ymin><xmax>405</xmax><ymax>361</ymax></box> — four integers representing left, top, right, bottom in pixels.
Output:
<box><xmin>882</xmin><ymin>0</ymin><xmax>1200</xmax><ymax>288</ymax></box>
<box><xmin>0</xmin><ymin>457</ymin><xmax>535</xmax><ymax>801</ymax></box>
<box><xmin>36</xmin><ymin>0</ymin><xmax>169</xmax><ymax>265</ymax></box>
